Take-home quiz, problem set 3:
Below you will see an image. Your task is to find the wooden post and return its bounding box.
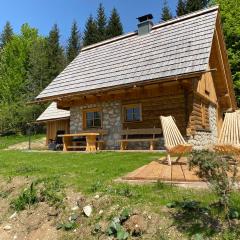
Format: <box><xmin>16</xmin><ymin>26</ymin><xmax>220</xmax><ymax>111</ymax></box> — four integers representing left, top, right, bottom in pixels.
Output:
<box><xmin>184</xmin><ymin>88</ymin><xmax>189</xmax><ymax>135</ymax></box>
<box><xmin>86</xmin><ymin>135</ymin><xmax>97</xmax><ymax>152</ymax></box>
<box><xmin>167</xmin><ymin>154</ymin><xmax>171</xmax><ymax>166</ymax></box>
<box><xmin>150</xmin><ymin>141</ymin><xmax>154</xmax><ymax>151</ymax></box>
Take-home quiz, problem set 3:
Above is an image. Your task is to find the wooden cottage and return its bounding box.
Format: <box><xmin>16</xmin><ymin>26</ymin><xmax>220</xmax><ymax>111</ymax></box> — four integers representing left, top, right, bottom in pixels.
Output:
<box><xmin>35</xmin><ymin>6</ymin><xmax>236</xmax><ymax>151</ymax></box>
<box><xmin>36</xmin><ymin>102</ymin><xmax>70</xmax><ymax>144</ymax></box>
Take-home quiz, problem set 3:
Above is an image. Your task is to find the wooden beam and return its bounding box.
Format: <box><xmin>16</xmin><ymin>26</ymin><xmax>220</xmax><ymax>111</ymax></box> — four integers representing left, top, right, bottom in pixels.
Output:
<box><xmin>215</xmin><ymin>16</ymin><xmax>237</xmax><ymax>109</ymax></box>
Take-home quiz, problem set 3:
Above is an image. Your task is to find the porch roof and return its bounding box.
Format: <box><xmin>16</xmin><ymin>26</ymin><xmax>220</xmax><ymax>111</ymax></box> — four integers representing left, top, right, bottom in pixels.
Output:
<box><xmin>36</xmin><ymin>6</ymin><xmax>218</xmax><ymax>101</ymax></box>
<box><xmin>36</xmin><ymin>102</ymin><xmax>70</xmax><ymax>122</ymax></box>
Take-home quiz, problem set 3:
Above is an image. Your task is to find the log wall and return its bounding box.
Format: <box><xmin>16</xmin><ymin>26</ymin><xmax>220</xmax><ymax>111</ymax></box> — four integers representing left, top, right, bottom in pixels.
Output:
<box><xmin>58</xmin><ymin>79</ymin><xmax>215</xmax><ymax>137</ymax></box>
<box><xmin>190</xmin><ymin>95</ymin><xmax>210</xmax><ymax>134</ymax></box>
<box><xmin>122</xmin><ymin>92</ymin><xmax>187</xmax><ymax>134</ymax></box>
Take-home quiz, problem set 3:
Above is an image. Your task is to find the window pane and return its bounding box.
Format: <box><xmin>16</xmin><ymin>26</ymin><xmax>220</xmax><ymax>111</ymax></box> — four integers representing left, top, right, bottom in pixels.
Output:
<box><xmin>133</xmin><ymin>108</ymin><xmax>140</xmax><ymax>121</ymax></box>
<box><xmin>85</xmin><ymin>111</ymin><xmax>101</xmax><ymax>128</ymax></box>
<box><xmin>126</xmin><ymin>109</ymin><xmax>133</xmax><ymax>121</ymax></box>
<box><xmin>94</xmin><ymin>118</ymin><xmax>101</xmax><ymax>127</ymax></box>
<box><xmin>125</xmin><ymin>106</ymin><xmax>141</xmax><ymax>122</ymax></box>
<box><xmin>94</xmin><ymin>111</ymin><xmax>101</xmax><ymax>119</ymax></box>
<box><xmin>86</xmin><ymin>112</ymin><xmax>93</xmax><ymax>120</ymax></box>
<box><xmin>86</xmin><ymin>119</ymin><xmax>94</xmax><ymax>128</ymax></box>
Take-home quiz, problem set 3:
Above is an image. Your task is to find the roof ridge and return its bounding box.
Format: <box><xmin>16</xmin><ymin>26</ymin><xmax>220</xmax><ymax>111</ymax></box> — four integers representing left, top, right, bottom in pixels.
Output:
<box><xmin>81</xmin><ymin>32</ymin><xmax>136</xmax><ymax>52</ymax></box>
<box><xmin>81</xmin><ymin>5</ymin><xmax>219</xmax><ymax>52</ymax></box>
<box><xmin>153</xmin><ymin>5</ymin><xmax>219</xmax><ymax>30</ymax></box>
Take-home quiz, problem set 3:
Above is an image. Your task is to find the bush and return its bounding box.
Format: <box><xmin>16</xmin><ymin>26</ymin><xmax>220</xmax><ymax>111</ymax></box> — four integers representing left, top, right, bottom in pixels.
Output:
<box><xmin>189</xmin><ymin>150</ymin><xmax>238</xmax><ymax>221</ymax></box>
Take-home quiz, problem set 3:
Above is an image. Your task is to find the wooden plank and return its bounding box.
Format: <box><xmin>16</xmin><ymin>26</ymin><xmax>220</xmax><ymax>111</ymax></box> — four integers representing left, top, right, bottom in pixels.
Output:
<box><xmin>119</xmin><ymin>138</ymin><xmax>160</xmax><ymax>142</ymax></box>
<box><xmin>67</xmin><ymin>146</ymin><xmax>86</xmax><ymax>149</ymax></box>
<box><xmin>120</xmin><ymin>128</ymin><xmax>162</xmax><ymax>135</ymax></box>
<box><xmin>160</xmin><ymin>164</ymin><xmax>172</xmax><ymax>181</ymax></box>
<box><xmin>172</xmin><ymin>164</ymin><xmax>185</xmax><ymax>181</ymax></box>
<box><xmin>59</xmin><ymin>133</ymin><xmax>100</xmax><ymax>137</ymax></box>
<box><xmin>122</xmin><ymin>165</ymin><xmax>148</xmax><ymax>179</ymax></box>
<box><xmin>180</xmin><ymin>163</ymin><xmax>200</xmax><ymax>182</ymax></box>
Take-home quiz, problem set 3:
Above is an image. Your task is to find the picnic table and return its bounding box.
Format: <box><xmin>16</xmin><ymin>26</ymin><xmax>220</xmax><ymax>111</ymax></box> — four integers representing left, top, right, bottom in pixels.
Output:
<box><xmin>59</xmin><ymin>132</ymin><xmax>100</xmax><ymax>152</ymax></box>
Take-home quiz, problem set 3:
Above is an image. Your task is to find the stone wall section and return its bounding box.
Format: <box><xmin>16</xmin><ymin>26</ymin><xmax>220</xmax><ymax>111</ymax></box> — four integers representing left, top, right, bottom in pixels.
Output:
<box><xmin>188</xmin><ymin>104</ymin><xmax>218</xmax><ymax>149</ymax></box>
<box><xmin>70</xmin><ymin>101</ymin><xmax>121</xmax><ymax>150</ymax></box>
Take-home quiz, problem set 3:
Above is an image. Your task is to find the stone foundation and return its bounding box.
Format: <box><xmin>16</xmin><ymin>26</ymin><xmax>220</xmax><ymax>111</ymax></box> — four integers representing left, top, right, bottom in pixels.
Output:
<box><xmin>70</xmin><ymin>101</ymin><xmax>121</xmax><ymax>150</ymax></box>
<box><xmin>188</xmin><ymin>104</ymin><xmax>217</xmax><ymax>150</ymax></box>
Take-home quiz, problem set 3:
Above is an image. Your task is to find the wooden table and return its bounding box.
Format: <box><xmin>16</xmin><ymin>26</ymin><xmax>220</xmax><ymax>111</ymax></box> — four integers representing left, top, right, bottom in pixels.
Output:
<box><xmin>59</xmin><ymin>133</ymin><xmax>100</xmax><ymax>152</ymax></box>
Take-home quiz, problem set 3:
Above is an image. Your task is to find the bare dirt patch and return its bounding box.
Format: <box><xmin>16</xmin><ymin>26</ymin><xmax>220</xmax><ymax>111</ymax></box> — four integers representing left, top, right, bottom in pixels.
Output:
<box><xmin>0</xmin><ymin>176</ymin><xmax>232</xmax><ymax>240</ymax></box>
<box><xmin>7</xmin><ymin>137</ymin><xmax>47</xmax><ymax>150</ymax></box>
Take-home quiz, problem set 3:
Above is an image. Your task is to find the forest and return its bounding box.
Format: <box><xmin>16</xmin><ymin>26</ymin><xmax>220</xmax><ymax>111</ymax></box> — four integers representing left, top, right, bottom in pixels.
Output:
<box><xmin>0</xmin><ymin>0</ymin><xmax>239</xmax><ymax>134</ymax></box>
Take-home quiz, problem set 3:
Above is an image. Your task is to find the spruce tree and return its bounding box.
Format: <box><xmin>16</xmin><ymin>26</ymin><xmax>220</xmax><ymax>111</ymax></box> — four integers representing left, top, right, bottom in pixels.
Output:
<box><xmin>46</xmin><ymin>24</ymin><xmax>66</xmax><ymax>82</ymax></box>
<box><xmin>176</xmin><ymin>0</ymin><xmax>187</xmax><ymax>16</ymax></box>
<box><xmin>161</xmin><ymin>0</ymin><xmax>173</xmax><ymax>22</ymax></box>
<box><xmin>106</xmin><ymin>8</ymin><xmax>123</xmax><ymax>39</ymax></box>
<box><xmin>185</xmin><ymin>0</ymin><xmax>209</xmax><ymax>13</ymax></box>
<box><xmin>0</xmin><ymin>21</ymin><xmax>13</xmax><ymax>48</ymax></box>
<box><xmin>96</xmin><ymin>3</ymin><xmax>107</xmax><ymax>41</ymax></box>
<box><xmin>83</xmin><ymin>15</ymin><xmax>99</xmax><ymax>46</ymax></box>
<box><xmin>67</xmin><ymin>20</ymin><xmax>81</xmax><ymax>63</ymax></box>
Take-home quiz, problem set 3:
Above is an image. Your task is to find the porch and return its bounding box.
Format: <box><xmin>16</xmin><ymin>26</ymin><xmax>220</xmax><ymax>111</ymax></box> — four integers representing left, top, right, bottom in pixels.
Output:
<box><xmin>57</xmin><ymin>80</ymin><xmax>218</xmax><ymax>151</ymax></box>
<box><xmin>60</xmin><ymin>127</ymin><xmax>162</xmax><ymax>152</ymax></box>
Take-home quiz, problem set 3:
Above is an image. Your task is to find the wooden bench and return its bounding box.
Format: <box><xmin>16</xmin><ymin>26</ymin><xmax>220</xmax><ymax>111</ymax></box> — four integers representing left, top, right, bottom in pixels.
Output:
<box><xmin>118</xmin><ymin>127</ymin><xmax>162</xmax><ymax>150</ymax></box>
<box><xmin>67</xmin><ymin>145</ymin><xmax>86</xmax><ymax>150</ymax></box>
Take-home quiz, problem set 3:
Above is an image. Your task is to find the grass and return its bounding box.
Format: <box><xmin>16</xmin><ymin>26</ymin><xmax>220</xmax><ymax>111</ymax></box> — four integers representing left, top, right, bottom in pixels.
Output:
<box><xmin>0</xmin><ymin>150</ymin><xmax>218</xmax><ymax>209</ymax></box>
<box><xmin>1</xmin><ymin>137</ymin><xmax>239</xmax><ymax>239</ymax></box>
<box><xmin>1</xmin><ymin>146</ymin><xmax>240</xmax><ymax>238</ymax></box>
<box><xmin>0</xmin><ymin>151</ymin><xmax>158</xmax><ymax>191</ymax></box>
<box><xmin>0</xmin><ymin>134</ymin><xmax>44</xmax><ymax>149</ymax></box>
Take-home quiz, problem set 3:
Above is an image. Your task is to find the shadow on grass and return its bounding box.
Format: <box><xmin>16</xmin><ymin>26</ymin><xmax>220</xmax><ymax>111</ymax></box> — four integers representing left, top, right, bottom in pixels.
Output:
<box><xmin>170</xmin><ymin>200</ymin><xmax>222</xmax><ymax>238</ymax></box>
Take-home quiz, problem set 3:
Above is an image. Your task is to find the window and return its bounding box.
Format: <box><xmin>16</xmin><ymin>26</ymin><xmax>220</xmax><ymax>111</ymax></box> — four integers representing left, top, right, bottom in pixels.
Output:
<box><xmin>123</xmin><ymin>104</ymin><xmax>142</xmax><ymax>122</ymax></box>
<box><xmin>83</xmin><ymin>109</ymin><xmax>102</xmax><ymax>129</ymax></box>
<box><xmin>201</xmin><ymin>102</ymin><xmax>206</xmax><ymax>128</ymax></box>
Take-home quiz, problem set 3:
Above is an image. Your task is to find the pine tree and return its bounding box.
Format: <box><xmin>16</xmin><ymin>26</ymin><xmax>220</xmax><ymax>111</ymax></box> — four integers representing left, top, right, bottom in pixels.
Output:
<box><xmin>46</xmin><ymin>24</ymin><xmax>66</xmax><ymax>82</ymax></box>
<box><xmin>0</xmin><ymin>21</ymin><xmax>13</xmax><ymax>48</ymax></box>
<box><xmin>185</xmin><ymin>0</ymin><xmax>209</xmax><ymax>13</ymax></box>
<box><xmin>176</xmin><ymin>0</ymin><xmax>187</xmax><ymax>16</ymax></box>
<box><xmin>161</xmin><ymin>0</ymin><xmax>173</xmax><ymax>22</ymax></box>
<box><xmin>67</xmin><ymin>20</ymin><xmax>81</xmax><ymax>63</ymax></box>
<box><xmin>106</xmin><ymin>8</ymin><xmax>123</xmax><ymax>39</ymax></box>
<box><xmin>83</xmin><ymin>15</ymin><xmax>99</xmax><ymax>46</ymax></box>
<box><xmin>96</xmin><ymin>3</ymin><xmax>107</xmax><ymax>41</ymax></box>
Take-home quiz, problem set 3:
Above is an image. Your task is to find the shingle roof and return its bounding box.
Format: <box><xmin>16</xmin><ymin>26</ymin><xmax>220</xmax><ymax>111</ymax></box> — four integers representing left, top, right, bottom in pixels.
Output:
<box><xmin>36</xmin><ymin>6</ymin><xmax>218</xmax><ymax>100</ymax></box>
<box><xmin>36</xmin><ymin>102</ymin><xmax>70</xmax><ymax>122</ymax></box>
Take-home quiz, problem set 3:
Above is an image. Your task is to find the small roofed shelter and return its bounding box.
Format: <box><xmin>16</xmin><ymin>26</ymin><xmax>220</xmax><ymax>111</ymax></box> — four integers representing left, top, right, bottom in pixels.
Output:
<box><xmin>35</xmin><ymin>6</ymin><xmax>237</xmax><ymax>151</ymax></box>
<box><xmin>36</xmin><ymin>102</ymin><xmax>70</xmax><ymax>144</ymax></box>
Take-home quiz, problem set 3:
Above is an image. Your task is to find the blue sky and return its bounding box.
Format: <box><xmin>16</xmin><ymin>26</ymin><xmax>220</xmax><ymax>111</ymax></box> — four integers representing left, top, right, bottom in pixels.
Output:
<box><xmin>0</xmin><ymin>0</ymin><xmax>177</xmax><ymax>46</ymax></box>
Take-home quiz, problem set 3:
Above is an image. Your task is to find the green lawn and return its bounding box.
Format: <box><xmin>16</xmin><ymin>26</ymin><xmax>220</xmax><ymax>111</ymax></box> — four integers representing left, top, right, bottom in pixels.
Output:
<box><xmin>1</xmin><ymin>149</ymin><xmax>240</xmax><ymax>239</ymax></box>
<box><xmin>0</xmin><ymin>150</ymin><xmax>219</xmax><ymax>209</ymax></box>
<box><xmin>0</xmin><ymin>137</ymin><xmax>239</xmax><ymax>239</ymax></box>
